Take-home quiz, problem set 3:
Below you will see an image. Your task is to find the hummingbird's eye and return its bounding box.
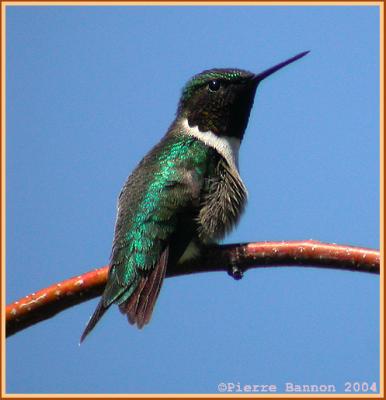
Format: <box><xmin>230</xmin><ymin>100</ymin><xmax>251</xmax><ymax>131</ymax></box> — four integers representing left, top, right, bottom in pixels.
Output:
<box><xmin>208</xmin><ymin>80</ymin><xmax>221</xmax><ymax>92</ymax></box>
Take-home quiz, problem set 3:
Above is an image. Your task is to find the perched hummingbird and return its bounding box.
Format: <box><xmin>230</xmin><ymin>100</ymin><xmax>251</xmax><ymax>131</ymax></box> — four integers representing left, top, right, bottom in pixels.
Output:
<box><xmin>80</xmin><ymin>51</ymin><xmax>309</xmax><ymax>342</ymax></box>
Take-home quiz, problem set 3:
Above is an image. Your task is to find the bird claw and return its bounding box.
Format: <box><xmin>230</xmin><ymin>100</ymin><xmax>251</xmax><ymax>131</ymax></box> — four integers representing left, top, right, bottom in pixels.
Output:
<box><xmin>228</xmin><ymin>265</ymin><xmax>244</xmax><ymax>280</ymax></box>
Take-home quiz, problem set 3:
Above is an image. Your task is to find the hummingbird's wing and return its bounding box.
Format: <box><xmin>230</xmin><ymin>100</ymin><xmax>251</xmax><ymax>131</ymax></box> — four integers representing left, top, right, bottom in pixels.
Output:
<box><xmin>80</xmin><ymin>134</ymin><xmax>214</xmax><ymax>341</ymax></box>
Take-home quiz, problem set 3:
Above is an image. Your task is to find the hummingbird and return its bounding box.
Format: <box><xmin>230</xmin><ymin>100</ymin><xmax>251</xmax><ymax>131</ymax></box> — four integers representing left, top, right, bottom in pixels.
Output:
<box><xmin>80</xmin><ymin>51</ymin><xmax>309</xmax><ymax>342</ymax></box>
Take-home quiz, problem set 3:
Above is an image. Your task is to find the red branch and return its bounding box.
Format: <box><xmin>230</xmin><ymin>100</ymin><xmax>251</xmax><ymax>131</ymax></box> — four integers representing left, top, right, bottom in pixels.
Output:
<box><xmin>6</xmin><ymin>240</ymin><xmax>380</xmax><ymax>337</ymax></box>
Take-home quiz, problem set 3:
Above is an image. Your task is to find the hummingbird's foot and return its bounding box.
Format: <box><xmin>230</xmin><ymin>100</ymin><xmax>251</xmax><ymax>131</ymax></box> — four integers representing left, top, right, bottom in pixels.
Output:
<box><xmin>228</xmin><ymin>264</ymin><xmax>244</xmax><ymax>280</ymax></box>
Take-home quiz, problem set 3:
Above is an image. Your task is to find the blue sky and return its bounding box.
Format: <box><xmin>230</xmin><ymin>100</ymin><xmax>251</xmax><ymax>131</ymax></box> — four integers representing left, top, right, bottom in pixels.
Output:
<box><xmin>6</xmin><ymin>5</ymin><xmax>380</xmax><ymax>395</ymax></box>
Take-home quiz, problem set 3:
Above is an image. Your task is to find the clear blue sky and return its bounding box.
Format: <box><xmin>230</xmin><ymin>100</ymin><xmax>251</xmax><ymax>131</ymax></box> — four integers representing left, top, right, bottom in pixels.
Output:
<box><xmin>6</xmin><ymin>5</ymin><xmax>380</xmax><ymax>395</ymax></box>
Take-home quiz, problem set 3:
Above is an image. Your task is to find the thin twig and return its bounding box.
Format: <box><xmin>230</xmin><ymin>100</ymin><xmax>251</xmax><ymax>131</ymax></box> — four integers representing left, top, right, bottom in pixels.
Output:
<box><xmin>6</xmin><ymin>240</ymin><xmax>380</xmax><ymax>337</ymax></box>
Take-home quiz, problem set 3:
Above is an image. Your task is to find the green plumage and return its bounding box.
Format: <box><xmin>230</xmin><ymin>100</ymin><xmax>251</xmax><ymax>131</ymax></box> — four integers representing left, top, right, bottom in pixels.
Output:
<box><xmin>81</xmin><ymin>129</ymin><xmax>218</xmax><ymax>340</ymax></box>
<box><xmin>103</xmin><ymin>130</ymin><xmax>216</xmax><ymax>308</ymax></box>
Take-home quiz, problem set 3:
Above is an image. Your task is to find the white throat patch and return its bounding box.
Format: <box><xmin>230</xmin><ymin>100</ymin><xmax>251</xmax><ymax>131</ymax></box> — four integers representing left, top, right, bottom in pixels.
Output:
<box><xmin>181</xmin><ymin>118</ymin><xmax>240</xmax><ymax>171</ymax></box>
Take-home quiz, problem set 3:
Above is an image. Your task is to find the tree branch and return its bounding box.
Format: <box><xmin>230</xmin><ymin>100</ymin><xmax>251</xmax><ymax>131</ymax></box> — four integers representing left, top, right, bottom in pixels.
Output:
<box><xmin>6</xmin><ymin>240</ymin><xmax>380</xmax><ymax>338</ymax></box>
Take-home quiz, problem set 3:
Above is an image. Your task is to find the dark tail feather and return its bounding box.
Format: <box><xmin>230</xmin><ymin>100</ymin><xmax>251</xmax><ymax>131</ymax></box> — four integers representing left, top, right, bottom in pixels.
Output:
<box><xmin>136</xmin><ymin>250</ymin><xmax>167</xmax><ymax>327</ymax></box>
<box><xmin>119</xmin><ymin>247</ymin><xmax>168</xmax><ymax>328</ymax></box>
<box><xmin>121</xmin><ymin>277</ymin><xmax>147</xmax><ymax>325</ymax></box>
<box><xmin>80</xmin><ymin>299</ymin><xmax>109</xmax><ymax>344</ymax></box>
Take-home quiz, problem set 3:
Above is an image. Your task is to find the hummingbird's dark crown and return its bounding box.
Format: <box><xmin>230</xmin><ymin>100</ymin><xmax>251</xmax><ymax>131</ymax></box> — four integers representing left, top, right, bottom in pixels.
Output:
<box><xmin>180</xmin><ymin>68</ymin><xmax>255</xmax><ymax>103</ymax></box>
<box><xmin>177</xmin><ymin>68</ymin><xmax>258</xmax><ymax>141</ymax></box>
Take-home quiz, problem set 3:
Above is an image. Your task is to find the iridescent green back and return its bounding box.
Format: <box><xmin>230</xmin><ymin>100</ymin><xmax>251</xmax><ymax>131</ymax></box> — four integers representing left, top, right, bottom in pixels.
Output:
<box><xmin>101</xmin><ymin>130</ymin><xmax>215</xmax><ymax>307</ymax></box>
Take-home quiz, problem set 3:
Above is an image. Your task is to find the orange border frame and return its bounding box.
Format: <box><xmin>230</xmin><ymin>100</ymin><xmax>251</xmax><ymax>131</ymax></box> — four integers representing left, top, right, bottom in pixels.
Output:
<box><xmin>0</xmin><ymin>2</ymin><xmax>383</xmax><ymax>399</ymax></box>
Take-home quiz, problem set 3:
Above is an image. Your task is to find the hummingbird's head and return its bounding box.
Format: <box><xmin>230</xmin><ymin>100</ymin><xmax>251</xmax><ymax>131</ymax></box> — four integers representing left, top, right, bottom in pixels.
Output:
<box><xmin>177</xmin><ymin>68</ymin><xmax>257</xmax><ymax>141</ymax></box>
<box><xmin>177</xmin><ymin>51</ymin><xmax>310</xmax><ymax>142</ymax></box>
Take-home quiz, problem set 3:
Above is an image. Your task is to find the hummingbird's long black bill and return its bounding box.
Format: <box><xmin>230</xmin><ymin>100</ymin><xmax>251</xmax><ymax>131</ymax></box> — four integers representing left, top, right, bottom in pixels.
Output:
<box><xmin>254</xmin><ymin>50</ymin><xmax>310</xmax><ymax>83</ymax></box>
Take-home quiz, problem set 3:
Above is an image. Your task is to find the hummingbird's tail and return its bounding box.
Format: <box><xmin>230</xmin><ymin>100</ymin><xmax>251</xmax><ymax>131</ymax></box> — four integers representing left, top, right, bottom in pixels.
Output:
<box><xmin>80</xmin><ymin>299</ymin><xmax>109</xmax><ymax>344</ymax></box>
<box><xmin>119</xmin><ymin>247</ymin><xmax>168</xmax><ymax>329</ymax></box>
<box><xmin>80</xmin><ymin>247</ymin><xmax>169</xmax><ymax>341</ymax></box>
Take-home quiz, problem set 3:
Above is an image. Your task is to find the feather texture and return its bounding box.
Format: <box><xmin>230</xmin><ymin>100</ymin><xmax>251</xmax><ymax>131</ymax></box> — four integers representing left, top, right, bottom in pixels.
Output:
<box><xmin>81</xmin><ymin>130</ymin><xmax>216</xmax><ymax>340</ymax></box>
